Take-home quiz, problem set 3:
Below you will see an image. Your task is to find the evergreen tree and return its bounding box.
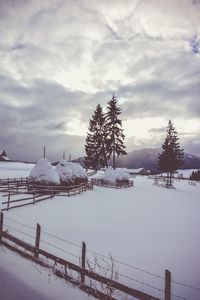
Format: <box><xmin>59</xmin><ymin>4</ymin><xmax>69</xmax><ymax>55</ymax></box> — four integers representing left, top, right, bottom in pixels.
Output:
<box><xmin>158</xmin><ymin>120</ymin><xmax>184</xmax><ymax>186</ymax></box>
<box><xmin>106</xmin><ymin>94</ymin><xmax>126</xmax><ymax>169</ymax></box>
<box><xmin>85</xmin><ymin>104</ymin><xmax>108</xmax><ymax>169</ymax></box>
<box><xmin>190</xmin><ymin>169</ymin><xmax>200</xmax><ymax>181</ymax></box>
<box><xmin>1</xmin><ymin>150</ymin><xmax>7</xmax><ymax>157</ymax></box>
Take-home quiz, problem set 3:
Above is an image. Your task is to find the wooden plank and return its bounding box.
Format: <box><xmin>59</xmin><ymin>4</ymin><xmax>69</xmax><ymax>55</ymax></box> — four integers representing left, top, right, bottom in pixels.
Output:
<box><xmin>2</xmin><ymin>194</ymin><xmax>44</xmax><ymax>204</ymax></box>
<box><xmin>1</xmin><ymin>240</ymin><xmax>35</xmax><ymax>260</ymax></box>
<box><xmin>81</xmin><ymin>241</ymin><xmax>86</xmax><ymax>283</ymax></box>
<box><xmin>34</xmin><ymin>223</ymin><xmax>41</xmax><ymax>259</ymax></box>
<box><xmin>1</xmin><ymin>202</ymin><xmax>31</xmax><ymax>211</ymax></box>
<box><xmin>38</xmin><ymin>248</ymin><xmax>160</xmax><ymax>300</ymax></box>
<box><xmin>1</xmin><ymin>240</ymin><xmax>116</xmax><ymax>300</ymax></box>
<box><xmin>2</xmin><ymin>190</ymin><xmax>37</xmax><ymax>196</ymax></box>
<box><xmin>1</xmin><ymin>195</ymin><xmax>54</xmax><ymax>211</ymax></box>
<box><xmin>34</xmin><ymin>195</ymin><xmax>55</xmax><ymax>204</ymax></box>
<box><xmin>0</xmin><ymin>212</ymin><xmax>3</xmax><ymax>244</ymax></box>
<box><xmin>2</xmin><ymin>230</ymin><xmax>160</xmax><ymax>300</ymax></box>
<box><xmin>7</xmin><ymin>192</ymin><xmax>10</xmax><ymax>211</ymax></box>
<box><xmin>165</xmin><ymin>270</ymin><xmax>171</xmax><ymax>300</ymax></box>
<box><xmin>1</xmin><ymin>231</ymin><xmax>35</xmax><ymax>253</ymax></box>
<box><xmin>54</xmin><ymin>268</ymin><xmax>116</xmax><ymax>300</ymax></box>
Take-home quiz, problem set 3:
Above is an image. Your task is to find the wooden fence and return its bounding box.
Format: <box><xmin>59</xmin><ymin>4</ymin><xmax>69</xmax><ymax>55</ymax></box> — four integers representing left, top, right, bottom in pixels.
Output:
<box><xmin>91</xmin><ymin>178</ymin><xmax>134</xmax><ymax>189</ymax></box>
<box><xmin>0</xmin><ymin>178</ymin><xmax>93</xmax><ymax>211</ymax></box>
<box><xmin>0</xmin><ymin>212</ymin><xmax>172</xmax><ymax>300</ymax></box>
<box><xmin>188</xmin><ymin>181</ymin><xmax>197</xmax><ymax>187</ymax></box>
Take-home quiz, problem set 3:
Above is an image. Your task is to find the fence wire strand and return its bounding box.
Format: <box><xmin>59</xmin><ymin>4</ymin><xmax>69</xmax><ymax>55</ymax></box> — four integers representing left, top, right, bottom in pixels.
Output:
<box><xmin>87</xmin><ymin>259</ymin><xmax>164</xmax><ymax>294</ymax></box>
<box><xmin>3</xmin><ymin>216</ymin><xmax>200</xmax><ymax>294</ymax></box>
<box><xmin>39</xmin><ymin>239</ymin><xmax>80</xmax><ymax>259</ymax></box>
<box><xmin>41</xmin><ymin>230</ymin><xmax>81</xmax><ymax>249</ymax></box>
<box><xmin>4</xmin><ymin>216</ymin><xmax>35</xmax><ymax>231</ymax></box>
<box><xmin>4</xmin><ymin>225</ymin><xmax>35</xmax><ymax>240</ymax></box>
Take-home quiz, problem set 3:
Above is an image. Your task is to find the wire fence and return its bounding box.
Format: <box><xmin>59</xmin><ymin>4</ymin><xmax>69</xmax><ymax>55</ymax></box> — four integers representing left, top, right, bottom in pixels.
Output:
<box><xmin>3</xmin><ymin>216</ymin><xmax>199</xmax><ymax>300</ymax></box>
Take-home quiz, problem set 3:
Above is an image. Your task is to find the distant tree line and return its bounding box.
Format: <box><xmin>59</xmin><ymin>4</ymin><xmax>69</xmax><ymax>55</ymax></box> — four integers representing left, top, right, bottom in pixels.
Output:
<box><xmin>190</xmin><ymin>170</ymin><xmax>200</xmax><ymax>181</ymax></box>
<box><xmin>84</xmin><ymin>94</ymin><xmax>126</xmax><ymax>170</ymax></box>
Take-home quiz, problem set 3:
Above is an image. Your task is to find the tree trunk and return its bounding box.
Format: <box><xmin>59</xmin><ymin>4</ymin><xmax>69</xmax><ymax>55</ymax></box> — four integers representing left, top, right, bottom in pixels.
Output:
<box><xmin>113</xmin><ymin>149</ymin><xmax>116</xmax><ymax>170</ymax></box>
<box><xmin>169</xmin><ymin>172</ymin><xmax>172</xmax><ymax>186</ymax></box>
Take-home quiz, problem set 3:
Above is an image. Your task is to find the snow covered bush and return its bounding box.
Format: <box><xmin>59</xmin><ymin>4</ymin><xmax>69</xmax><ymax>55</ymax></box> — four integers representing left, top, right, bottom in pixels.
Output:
<box><xmin>55</xmin><ymin>159</ymin><xmax>74</xmax><ymax>185</ymax></box>
<box><xmin>28</xmin><ymin>158</ymin><xmax>60</xmax><ymax>185</ymax></box>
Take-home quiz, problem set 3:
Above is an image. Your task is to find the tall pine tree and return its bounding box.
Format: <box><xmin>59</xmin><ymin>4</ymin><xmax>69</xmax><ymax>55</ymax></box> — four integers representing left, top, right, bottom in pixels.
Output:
<box><xmin>106</xmin><ymin>94</ymin><xmax>126</xmax><ymax>169</ymax></box>
<box><xmin>158</xmin><ymin>120</ymin><xmax>184</xmax><ymax>186</ymax></box>
<box><xmin>85</xmin><ymin>104</ymin><xmax>108</xmax><ymax>169</ymax></box>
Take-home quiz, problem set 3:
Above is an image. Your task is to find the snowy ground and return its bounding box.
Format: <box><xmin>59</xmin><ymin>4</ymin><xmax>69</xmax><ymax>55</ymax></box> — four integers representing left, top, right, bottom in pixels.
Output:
<box><xmin>0</xmin><ymin>247</ymin><xmax>92</xmax><ymax>300</ymax></box>
<box><xmin>0</xmin><ymin>162</ymin><xmax>200</xmax><ymax>300</ymax></box>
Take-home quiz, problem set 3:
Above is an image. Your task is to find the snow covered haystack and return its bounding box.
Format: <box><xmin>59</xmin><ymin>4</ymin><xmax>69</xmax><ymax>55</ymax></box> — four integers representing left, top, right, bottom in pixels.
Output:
<box><xmin>68</xmin><ymin>162</ymin><xmax>88</xmax><ymax>184</ymax></box>
<box><xmin>29</xmin><ymin>158</ymin><xmax>60</xmax><ymax>185</ymax></box>
<box><xmin>55</xmin><ymin>159</ymin><xmax>73</xmax><ymax>185</ymax></box>
<box><xmin>102</xmin><ymin>169</ymin><xmax>129</xmax><ymax>184</ymax></box>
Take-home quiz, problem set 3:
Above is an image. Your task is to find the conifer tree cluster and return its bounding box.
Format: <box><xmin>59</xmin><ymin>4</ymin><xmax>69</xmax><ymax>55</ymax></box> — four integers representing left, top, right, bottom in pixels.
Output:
<box><xmin>190</xmin><ymin>170</ymin><xmax>200</xmax><ymax>181</ymax></box>
<box><xmin>158</xmin><ymin>120</ymin><xmax>184</xmax><ymax>186</ymax></box>
<box><xmin>85</xmin><ymin>95</ymin><xmax>126</xmax><ymax>170</ymax></box>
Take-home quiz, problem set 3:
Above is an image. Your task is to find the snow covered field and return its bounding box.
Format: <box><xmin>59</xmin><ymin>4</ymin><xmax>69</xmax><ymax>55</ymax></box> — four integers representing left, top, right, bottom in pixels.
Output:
<box><xmin>0</xmin><ymin>162</ymin><xmax>200</xmax><ymax>300</ymax></box>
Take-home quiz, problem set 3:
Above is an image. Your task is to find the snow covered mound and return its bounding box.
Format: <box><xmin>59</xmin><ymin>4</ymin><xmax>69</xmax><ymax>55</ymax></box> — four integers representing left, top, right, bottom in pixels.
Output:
<box><xmin>101</xmin><ymin>169</ymin><xmax>129</xmax><ymax>183</ymax></box>
<box><xmin>55</xmin><ymin>159</ymin><xmax>73</xmax><ymax>184</ymax></box>
<box><xmin>29</xmin><ymin>158</ymin><xmax>60</xmax><ymax>185</ymax></box>
<box><xmin>68</xmin><ymin>162</ymin><xmax>88</xmax><ymax>183</ymax></box>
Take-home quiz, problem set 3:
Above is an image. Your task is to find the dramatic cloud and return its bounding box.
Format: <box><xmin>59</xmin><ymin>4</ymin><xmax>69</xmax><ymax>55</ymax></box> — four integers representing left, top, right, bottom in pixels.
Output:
<box><xmin>0</xmin><ymin>0</ymin><xmax>200</xmax><ymax>161</ymax></box>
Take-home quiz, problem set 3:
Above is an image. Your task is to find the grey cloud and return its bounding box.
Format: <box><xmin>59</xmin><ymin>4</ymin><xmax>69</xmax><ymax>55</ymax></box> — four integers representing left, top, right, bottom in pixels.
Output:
<box><xmin>182</xmin><ymin>134</ymin><xmax>200</xmax><ymax>156</ymax></box>
<box><xmin>45</xmin><ymin>122</ymin><xmax>66</xmax><ymax>131</ymax></box>
<box><xmin>0</xmin><ymin>0</ymin><xmax>200</xmax><ymax>161</ymax></box>
<box><xmin>11</xmin><ymin>42</ymin><xmax>27</xmax><ymax>51</ymax></box>
<box><xmin>148</xmin><ymin>127</ymin><xmax>166</xmax><ymax>133</ymax></box>
<box><xmin>1</xmin><ymin>131</ymin><xmax>85</xmax><ymax>163</ymax></box>
<box><xmin>117</xmin><ymin>71</ymin><xmax>200</xmax><ymax>119</ymax></box>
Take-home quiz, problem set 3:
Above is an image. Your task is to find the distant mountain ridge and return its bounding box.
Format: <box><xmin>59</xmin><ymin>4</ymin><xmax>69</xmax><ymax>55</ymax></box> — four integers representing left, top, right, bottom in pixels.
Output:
<box><xmin>74</xmin><ymin>148</ymin><xmax>200</xmax><ymax>173</ymax></box>
<box><xmin>113</xmin><ymin>148</ymin><xmax>200</xmax><ymax>173</ymax></box>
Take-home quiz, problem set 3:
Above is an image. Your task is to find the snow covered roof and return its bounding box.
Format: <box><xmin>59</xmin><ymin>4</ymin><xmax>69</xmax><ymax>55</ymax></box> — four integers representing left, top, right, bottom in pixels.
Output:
<box><xmin>127</xmin><ymin>168</ymin><xmax>144</xmax><ymax>173</ymax></box>
<box><xmin>0</xmin><ymin>156</ymin><xmax>10</xmax><ymax>161</ymax></box>
<box><xmin>29</xmin><ymin>158</ymin><xmax>60</xmax><ymax>184</ymax></box>
<box><xmin>127</xmin><ymin>168</ymin><xmax>150</xmax><ymax>174</ymax></box>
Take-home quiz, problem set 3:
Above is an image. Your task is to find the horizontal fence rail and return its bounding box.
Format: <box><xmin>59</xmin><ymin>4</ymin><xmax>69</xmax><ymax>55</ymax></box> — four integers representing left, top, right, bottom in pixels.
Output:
<box><xmin>91</xmin><ymin>178</ymin><xmax>134</xmax><ymax>189</ymax></box>
<box><xmin>0</xmin><ymin>177</ymin><xmax>93</xmax><ymax>211</ymax></box>
<box><xmin>0</xmin><ymin>212</ymin><xmax>164</xmax><ymax>300</ymax></box>
<box><xmin>0</xmin><ymin>214</ymin><xmax>196</xmax><ymax>300</ymax></box>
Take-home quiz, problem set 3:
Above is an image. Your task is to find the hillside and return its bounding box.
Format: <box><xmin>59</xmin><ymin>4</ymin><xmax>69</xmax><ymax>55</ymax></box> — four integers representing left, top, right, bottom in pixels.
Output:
<box><xmin>75</xmin><ymin>148</ymin><xmax>200</xmax><ymax>173</ymax></box>
<box><xmin>114</xmin><ymin>148</ymin><xmax>200</xmax><ymax>173</ymax></box>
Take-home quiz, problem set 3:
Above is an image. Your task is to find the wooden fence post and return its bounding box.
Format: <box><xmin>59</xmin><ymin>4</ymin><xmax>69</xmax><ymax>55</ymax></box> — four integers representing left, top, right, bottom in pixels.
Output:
<box><xmin>7</xmin><ymin>192</ymin><xmax>10</xmax><ymax>211</ymax></box>
<box><xmin>0</xmin><ymin>212</ymin><xmax>4</xmax><ymax>244</ymax></box>
<box><xmin>33</xmin><ymin>193</ymin><xmax>35</xmax><ymax>204</ymax></box>
<box><xmin>165</xmin><ymin>269</ymin><xmax>171</xmax><ymax>300</ymax></box>
<box><xmin>81</xmin><ymin>241</ymin><xmax>86</xmax><ymax>284</ymax></box>
<box><xmin>34</xmin><ymin>223</ymin><xmax>41</xmax><ymax>260</ymax></box>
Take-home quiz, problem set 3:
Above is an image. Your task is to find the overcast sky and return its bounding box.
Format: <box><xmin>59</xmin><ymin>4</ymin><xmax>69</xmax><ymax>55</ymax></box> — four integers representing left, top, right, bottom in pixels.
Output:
<box><xmin>0</xmin><ymin>0</ymin><xmax>200</xmax><ymax>162</ymax></box>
